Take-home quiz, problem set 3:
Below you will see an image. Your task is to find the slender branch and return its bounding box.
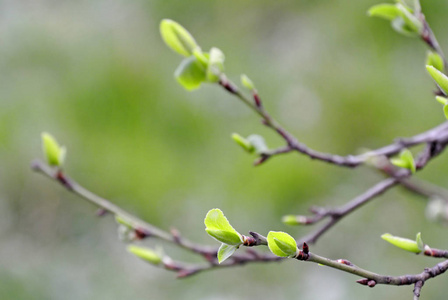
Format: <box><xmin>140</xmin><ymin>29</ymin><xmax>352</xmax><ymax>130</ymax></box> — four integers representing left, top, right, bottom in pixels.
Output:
<box><xmin>219</xmin><ymin>75</ymin><xmax>448</xmax><ymax>168</ymax></box>
<box><xmin>413</xmin><ymin>281</ymin><xmax>424</xmax><ymax>300</ymax></box>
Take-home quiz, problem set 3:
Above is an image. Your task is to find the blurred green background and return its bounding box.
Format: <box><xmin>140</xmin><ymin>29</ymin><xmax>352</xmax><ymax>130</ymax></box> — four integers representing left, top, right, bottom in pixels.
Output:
<box><xmin>1</xmin><ymin>0</ymin><xmax>448</xmax><ymax>299</ymax></box>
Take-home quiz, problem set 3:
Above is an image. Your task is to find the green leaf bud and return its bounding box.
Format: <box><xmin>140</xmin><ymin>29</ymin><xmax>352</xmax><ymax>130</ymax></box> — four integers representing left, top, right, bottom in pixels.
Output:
<box><xmin>174</xmin><ymin>56</ymin><xmax>206</xmax><ymax>91</ymax></box>
<box><xmin>160</xmin><ymin>19</ymin><xmax>199</xmax><ymax>57</ymax></box>
<box><xmin>381</xmin><ymin>233</ymin><xmax>421</xmax><ymax>253</ymax></box>
<box><xmin>426</xmin><ymin>65</ymin><xmax>448</xmax><ymax>95</ymax></box>
<box><xmin>204</xmin><ymin>209</ymin><xmax>243</xmax><ymax>246</ymax></box>
<box><xmin>391</xmin><ymin>149</ymin><xmax>416</xmax><ymax>173</ymax></box>
<box><xmin>231</xmin><ymin>133</ymin><xmax>255</xmax><ymax>153</ymax></box>
<box><xmin>41</xmin><ymin>132</ymin><xmax>66</xmax><ymax>167</ymax></box>
<box><xmin>127</xmin><ymin>245</ymin><xmax>162</xmax><ymax>265</ymax></box>
<box><xmin>444</xmin><ymin>105</ymin><xmax>448</xmax><ymax>120</ymax></box>
<box><xmin>217</xmin><ymin>243</ymin><xmax>238</xmax><ymax>264</ymax></box>
<box><xmin>282</xmin><ymin>215</ymin><xmax>301</xmax><ymax>226</ymax></box>
<box><xmin>396</xmin><ymin>3</ymin><xmax>422</xmax><ymax>33</ymax></box>
<box><xmin>267</xmin><ymin>231</ymin><xmax>298</xmax><ymax>257</ymax></box>
<box><xmin>115</xmin><ymin>215</ymin><xmax>133</xmax><ymax>228</ymax></box>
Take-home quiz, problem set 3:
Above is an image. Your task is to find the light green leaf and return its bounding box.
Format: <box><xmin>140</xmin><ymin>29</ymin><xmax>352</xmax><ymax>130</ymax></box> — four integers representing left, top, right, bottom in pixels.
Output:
<box><xmin>206</xmin><ymin>47</ymin><xmax>225</xmax><ymax>82</ymax></box>
<box><xmin>368</xmin><ymin>4</ymin><xmax>400</xmax><ymax>20</ymax></box>
<box><xmin>204</xmin><ymin>209</ymin><xmax>242</xmax><ymax>245</ymax></box>
<box><xmin>217</xmin><ymin>243</ymin><xmax>238</xmax><ymax>263</ymax></box>
<box><xmin>267</xmin><ymin>231</ymin><xmax>298</xmax><ymax>257</ymax></box>
<box><xmin>381</xmin><ymin>233</ymin><xmax>421</xmax><ymax>253</ymax></box>
<box><xmin>436</xmin><ymin>96</ymin><xmax>448</xmax><ymax>105</ymax></box>
<box><xmin>160</xmin><ymin>19</ymin><xmax>199</xmax><ymax>57</ymax></box>
<box><xmin>426</xmin><ymin>51</ymin><xmax>445</xmax><ymax>73</ymax></box>
<box><xmin>391</xmin><ymin>149</ymin><xmax>415</xmax><ymax>173</ymax></box>
<box><xmin>241</xmin><ymin>74</ymin><xmax>255</xmax><ymax>91</ymax></box>
<box><xmin>127</xmin><ymin>245</ymin><xmax>162</xmax><ymax>265</ymax></box>
<box><xmin>247</xmin><ymin>135</ymin><xmax>268</xmax><ymax>155</ymax></box>
<box><xmin>232</xmin><ymin>133</ymin><xmax>255</xmax><ymax>153</ymax></box>
<box><xmin>416</xmin><ymin>232</ymin><xmax>424</xmax><ymax>251</ymax></box>
<box><xmin>41</xmin><ymin>132</ymin><xmax>66</xmax><ymax>167</ymax></box>
<box><xmin>426</xmin><ymin>65</ymin><xmax>448</xmax><ymax>95</ymax></box>
<box><xmin>175</xmin><ymin>56</ymin><xmax>206</xmax><ymax>91</ymax></box>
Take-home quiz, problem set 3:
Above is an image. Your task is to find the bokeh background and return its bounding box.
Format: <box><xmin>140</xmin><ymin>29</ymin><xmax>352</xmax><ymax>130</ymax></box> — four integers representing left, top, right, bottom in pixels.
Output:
<box><xmin>1</xmin><ymin>0</ymin><xmax>448</xmax><ymax>299</ymax></box>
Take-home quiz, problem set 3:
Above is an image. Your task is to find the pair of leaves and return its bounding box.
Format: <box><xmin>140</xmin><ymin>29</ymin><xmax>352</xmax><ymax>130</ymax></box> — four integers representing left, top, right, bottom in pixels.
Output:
<box><xmin>204</xmin><ymin>209</ymin><xmax>243</xmax><ymax>263</ymax></box>
<box><xmin>390</xmin><ymin>149</ymin><xmax>416</xmax><ymax>173</ymax></box>
<box><xmin>381</xmin><ymin>232</ymin><xmax>424</xmax><ymax>253</ymax></box>
<box><xmin>41</xmin><ymin>132</ymin><xmax>66</xmax><ymax>167</ymax></box>
<box><xmin>160</xmin><ymin>19</ymin><xmax>225</xmax><ymax>91</ymax></box>
<box><xmin>368</xmin><ymin>1</ymin><xmax>423</xmax><ymax>37</ymax></box>
<box><xmin>231</xmin><ymin>134</ymin><xmax>269</xmax><ymax>155</ymax></box>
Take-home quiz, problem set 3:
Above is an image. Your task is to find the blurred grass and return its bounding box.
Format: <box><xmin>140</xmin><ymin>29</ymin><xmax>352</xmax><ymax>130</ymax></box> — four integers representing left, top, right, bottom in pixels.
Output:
<box><xmin>1</xmin><ymin>0</ymin><xmax>448</xmax><ymax>299</ymax></box>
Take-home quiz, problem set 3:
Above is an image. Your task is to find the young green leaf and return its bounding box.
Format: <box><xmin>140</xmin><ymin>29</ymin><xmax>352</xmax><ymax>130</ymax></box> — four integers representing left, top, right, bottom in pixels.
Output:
<box><xmin>206</xmin><ymin>47</ymin><xmax>225</xmax><ymax>83</ymax></box>
<box><xmin>232</xmin><ymin>133</ymin><xmax>255</xmax><ymax>153</ymax></box>
<box><xmin>267</xmin><ymin>231</ymin><xmax>298</xmax><ymax>257</ymax></box>
<box><xmin>391</xmin><ymin>149</ymin><xmax>415</xmax><ymax>173</ymax></box>
<box><xmin>204</xmin><ymin>209</ymin><xmax>243</xmax><ymax>246</ymax></box>
<box><xmin>426</xmin><ymin>65</ymin><xmax>448</xmax><ymax>95</ymax></box>
<box><xmin>381</xmin><ymin>233</ymin><xmax>421</xmax><ymax>253</ymax></box>
<box><xmin>217</xmin><ymin>243</ymin><xmax>238</xmax><ymax>264</ymax></box>
<box><xmin>241</xmin><ymin>74</ymin><xmax>256</xmax><ymax>91</ymax></box>
<box><xmin>367</xmin><ymin>4</ymin><xmax>400</xmax><ymax>20</ymax></box>
<box><xmin>160</xmin><ymin>19</ymin><xmax>199</xmax><ymax>57</ymax></box>
<box><xmin>426</xmin><ymin>51</ymin><xmax>445</xmax><ymax>73</ymax></box>
<box><xmin>247</xmin><ymin>135</ymin><xmax>269</xmax><ymax>155</ymax></box>
<box><xmin>41</xmin><ymin>132</ymin><xmax>66</xmax><ymax>167</ymax></box>
<box><xmin>174</xmin><ymin>56</ymin><xmax>206</xmax><ymax>91</ymax></box>
<box><xmin>127</xmin><ymin>245</ymin><xmax>162</xmax><ymax>265</ymax></box>
<box><xmin>436</xmin><ymin>96</ymin><xmax>448</xmax><ymax>105</ymax></box>
<box><xmin>416</xmin><ymin>232</ymin><xmax>424</xmax><ymax>251</ymax></box>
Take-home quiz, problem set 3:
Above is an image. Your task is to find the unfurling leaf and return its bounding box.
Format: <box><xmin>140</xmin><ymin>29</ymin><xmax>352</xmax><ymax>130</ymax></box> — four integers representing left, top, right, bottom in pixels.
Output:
<box><xmin>426</xmin><ymin>51</ymin><xmax>445</xmax><ymax>73</ymax></box>
<box><xmin>204</xmin><ymin>209</ymin><xmax>243</xmax><ymax>246</ymax></box>
<box><xmin>232</xmin><ymin>133</ymin><xmax>255</xmax><ymax>153</ymax></box>
<box><xmin>368</xmin><ymin>4</ymin><xmax>400</xmax><ymax>20</ymax></box>
<box><xmin>426</xmin><ymin>65</ymin><xmax>448</xmax><ymax>95</ymax></box>
<box><xmin>206</xmin><ymin>47</ymin><xmax>225</xmax><ymax>82</ymax></box>
<box><xmin>241</xmin><ymin>74</ymin><xmax>256</xmax><ymax>91</ymax></box>
<box><xmin>381</xmin><ymin>233</ymin><xmax>421</xmax><ymax>253</ymax></box>
<box><xmin>247</xmin><ymin>135</ymin><xmax>269</xmax><ymax>155</ymax></box>
<box><xmin>160</xmin><ymin>19</ymin><xmax>199</xmax><ymax>57</ymax></box>
<box><xmin>391</xmin><ymin>149</ymin><xmax>416</xmax><ymax>173</ymax></box>
<box><xmin>175</xmin><ymin>56</ymin><xmax>206</xmax><ymax>91</ymax></box>
<box><xmin>41</xmin><ymin>132</ymin><xmax>66</xmax><ymax>167</ymax></box>
<box><xmin>127</xmin><ymin>245</ymin><xmax>162</xmax><ymax>265</ymax></box>
<box><xmin>416</xmin><ymin>232</ymin><xmax>424</xmax><ymax>251</ymax></box>
<box><xmin>267</xmin><ymin>231</ymin><xmax>298</xmax><ymax>257</ymax></box>
<box><xmin>217</xmin><ymin>243</ymin><xmax>238</xmax><ymax>263</ymax></box>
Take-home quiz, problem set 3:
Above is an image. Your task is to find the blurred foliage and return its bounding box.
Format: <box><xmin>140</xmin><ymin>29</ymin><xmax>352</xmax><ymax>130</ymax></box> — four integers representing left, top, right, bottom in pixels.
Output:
<box><xmin>1</xmin><ymin>0</ymin><xmax>448</xmax><ymax>299</ymax></box>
